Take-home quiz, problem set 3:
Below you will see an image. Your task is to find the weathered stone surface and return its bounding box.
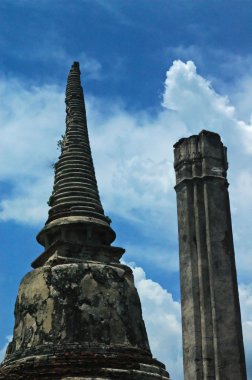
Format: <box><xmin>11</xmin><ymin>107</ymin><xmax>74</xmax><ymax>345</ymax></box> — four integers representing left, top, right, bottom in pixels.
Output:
<box><xmin>174</xmin><ymin>130</ymin><xmax>247</xmax><ymax>380</ymax></box>
<box><xmin>47</xmin><ymin>62</ymin><xmax>109</xmax><ymax>228</ymax></box>
<box><xmin>0</xmin><ymin>354</ymin><xmax>169</xmax><ymax>380</ymax></box>
<box><xmin>0</xmin><ymin>62</ymin><xmax>170</xmax><ymax>379</ymax></box>
<box><xmin>6</xmin><ymin>261</ymin><xmax>149</xmax><ymax>358</ymax></box>
<box><xmin>0</xmin><ymin>229</ymin><xmax>169</xmax><ymax>379</ymax></box>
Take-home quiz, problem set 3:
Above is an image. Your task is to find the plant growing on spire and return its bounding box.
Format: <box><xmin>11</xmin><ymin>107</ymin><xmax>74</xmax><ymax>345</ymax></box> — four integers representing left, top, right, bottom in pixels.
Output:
<box><xmin>57</xmin><ymin>134</ymin><xmax>66</xmax><ymax>151</ymax></box>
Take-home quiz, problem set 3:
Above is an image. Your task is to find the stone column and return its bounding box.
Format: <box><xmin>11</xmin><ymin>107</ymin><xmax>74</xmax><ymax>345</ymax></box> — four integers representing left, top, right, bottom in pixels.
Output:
<box><xmin>174</xmin><ymin>130</ymin><xmax>247</xmax><ymax>380</ymax></box>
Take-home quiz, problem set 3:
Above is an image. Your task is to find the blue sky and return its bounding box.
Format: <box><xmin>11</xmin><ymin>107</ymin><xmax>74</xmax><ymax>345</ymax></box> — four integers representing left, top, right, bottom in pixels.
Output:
<box><xmin>0</xmin><ymin>1</ymin><xmax>252</xmax><ymax>379</ymax></box>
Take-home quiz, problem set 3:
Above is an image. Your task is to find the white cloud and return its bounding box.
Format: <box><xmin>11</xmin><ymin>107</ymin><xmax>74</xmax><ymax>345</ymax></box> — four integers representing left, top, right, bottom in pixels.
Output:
<box><xmin>0</xmin><ymin>79</ymin><xmax>64</xmax><ymax>224</ymax></box>
<box><xmin>0</xmin><ymin>335</ymin><xmax>12</xmax><ymax>363</ymax></box>
<box><xmin>161</xmin><ymin>61</ymin><xmax>252</xmax><ymax>281</ymax></box>
<box><xmin>132</xmin><ymin>265</ymin><xmax>183</xmax><ymax>380</ymax></box>
<box><xmin>1</xmin><ymin>59</ymin><xmax>252</xmax><ymax>279</ymax></box>
<box><xmin>228</xmin><ymin>76</ymin><xmax>252</xmax><ymax>123</ymax></box>
<box><xmin>89</xmin><ymin>104</ymin><xmax>186</xmax><ymax>229</ymax></box>
<box><xmin>163</xmin><ymin>60</ymin><xmax>235</xmax><ymax>129</ymax></box>
<box><xmin>239</xmin><ymin>284</ymin><xmax>252</xmax><ymax>377</ymax></box>
<box><xmin>133</xmin><ymin>264</ymin><xmax>252</xmax><ymax>380</ymax></box>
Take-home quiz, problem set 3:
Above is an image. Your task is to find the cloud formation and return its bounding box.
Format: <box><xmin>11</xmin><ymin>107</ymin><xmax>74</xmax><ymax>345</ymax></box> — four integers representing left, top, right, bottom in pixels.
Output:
<box><xmin>0</xmin><ymin>335</ymin><xmax>12</xmax><ymax>363</ymax></box>
<box><xmin>133</xmin><ymin>265</ymin><xmax>183</xmax><ymax>379</ymax></box>
<box><xmin>0</xmin><ymin>79</ymin><xmax>64</xmax><ymax>224</ymax></box>
<box><xmin>239</xmin><ymin>283</ymin><xmax>252</xmax><ymax>376</ymax></box>
<box><xmin>1</xmin><ymin>61</ymin><xmax>252</xmax><ymax>376</ymax></box>
<box><xmin>132</xmin><ymin>265</ymin><xmax>252</xmax><ymax>380</ymax></box>
<box><xmin>1</xmin><ymin>60</ymin><xmax>252</xmax><ymax>275</ymax></box>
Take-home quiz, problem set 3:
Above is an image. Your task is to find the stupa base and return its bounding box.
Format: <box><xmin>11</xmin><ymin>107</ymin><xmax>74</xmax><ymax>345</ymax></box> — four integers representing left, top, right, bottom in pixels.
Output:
<box><xmin>0</xmin><ymin>351</ymin><xmax>170</xmax><ymax>379</ymax></box>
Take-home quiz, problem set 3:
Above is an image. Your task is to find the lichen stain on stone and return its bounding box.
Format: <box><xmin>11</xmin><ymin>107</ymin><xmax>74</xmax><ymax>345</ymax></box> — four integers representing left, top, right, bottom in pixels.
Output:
<box><xmin>19</xmin><ymin>269</ymin><xmax>50</xmax><ymax>301</ymax></box>
<box><xmin>13</xmin><ymin>320</ymin><xmax>23</xmax><ymax>351</ymax></box>
<box><xmin>7</xmin><ymin>262</ymin><xmax>150</xmax><ymax>364</ymax></box>
<box><xmin>80</xmin><ymin>273</ymin><xmax>98</xmax><ymax>300</ymax></box>
<box><xmin>61</xmin><ymin>329</ymin><xmax>67</xmax><ymax>340</ymax></box>
<box><xmin>15</xmin><ymin>313</ymin><xmax>36</xmax><ymax>350</ymax></box>
<box><xmin>0</xmin><ymin>61</ymin><xmax>170</xmax><ymax>380</ymax></box>
<box><xmin>23</xmin><ymin>313</ymin><xmax>36</xmax><ymax>347</ymax></box>
<box><xmin>42</xmin><ymin>297</ymin><xmax>54</xmax><ymax>334</ymax></box>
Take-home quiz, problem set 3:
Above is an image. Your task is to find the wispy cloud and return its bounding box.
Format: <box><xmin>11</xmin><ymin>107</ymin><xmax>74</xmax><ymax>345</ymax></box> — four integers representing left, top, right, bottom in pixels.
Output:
<box><xmin>1</xmin><ymin>61</ymin><xmax>252</xmax><ymax>376</ymax></box>
<box><xmin>19</xmin><ymin>47</ymin><xmax>103</xmax><ymax>81</ymax></box>
<box><xmin>133</xmin><ymin>264</ymin><xmax>183</xmax><ymax>380</ymax></box>
<box><xmin>0</xmin><ymin>79</ymin><xmax>64</xmax><ymax>224</ymax></box>
<box><xmin>87</xmin><ymin>0</ymin><xmax>135</xmax><ymax>27</ymax></box>
<box><xmin>1</xmin><ymin>60</ymin><xmax>252</xmax><ymax>279</ymax></box>
<box><xmin>133</xmin><ymin>265</ymin><xmax>252</xmax><ymax>380</ymax></box>
<box><xmin>33</xmin><ymin>49</ymin><xmax>103</xmax><ymax>81</ymax></box>
<box><xmin>0</xmin><ymin>335</ymin><xmax>12</xmax><ymax>363</ymax></box>
<box><xmin>239</xmin><ymin>284</ymin><xmax>252</xmax><ymax>377</ymax></box>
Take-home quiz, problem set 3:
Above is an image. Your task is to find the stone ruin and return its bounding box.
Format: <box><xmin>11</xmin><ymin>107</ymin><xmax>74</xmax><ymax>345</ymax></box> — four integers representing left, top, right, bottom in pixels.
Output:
<box><xmin>174</xmin><ymin>131</ymin><xmax>247</xmax><ymax>379</ymax></box>
<box><xmin>0</xmin><ymin>63</ymin><xmax>248</xmax><ymax>380</ymax></box>
<box><xmin>0</xmin><ymin>62</ymin><xmax>169</xmax><ymax>379</ymax></box>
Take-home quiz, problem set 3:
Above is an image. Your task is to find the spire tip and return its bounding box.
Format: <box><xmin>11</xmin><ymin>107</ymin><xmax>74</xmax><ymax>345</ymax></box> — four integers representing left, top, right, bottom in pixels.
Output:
<box><xmin>72</xmin><ymin>61</ymin><xmax>80</xmax><ymax>69</ymax></box>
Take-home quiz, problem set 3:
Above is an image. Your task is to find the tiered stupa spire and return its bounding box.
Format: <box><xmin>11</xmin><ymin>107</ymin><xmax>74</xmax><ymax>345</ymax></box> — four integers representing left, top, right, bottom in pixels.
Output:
<box><xmin>48</xmin><ymin>61</ymin><xmax>107</xmax><ymax>226</ymax></box>
<box><xmin>36</xmin><ymin>61</ymin><xmax>115</xmax><ymax>256</ymax></box>
<box><xmin>0</xmin><ymin>62</ymin><xmax>170</xmax><ymax>379</ymax></box>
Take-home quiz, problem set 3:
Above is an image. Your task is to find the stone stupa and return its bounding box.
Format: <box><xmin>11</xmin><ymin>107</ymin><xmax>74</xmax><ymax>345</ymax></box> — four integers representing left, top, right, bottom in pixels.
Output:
<box><xmin>0</xmin><ymin>62</ymin><xmax>170</xmax><ymax>379</ymax></box>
